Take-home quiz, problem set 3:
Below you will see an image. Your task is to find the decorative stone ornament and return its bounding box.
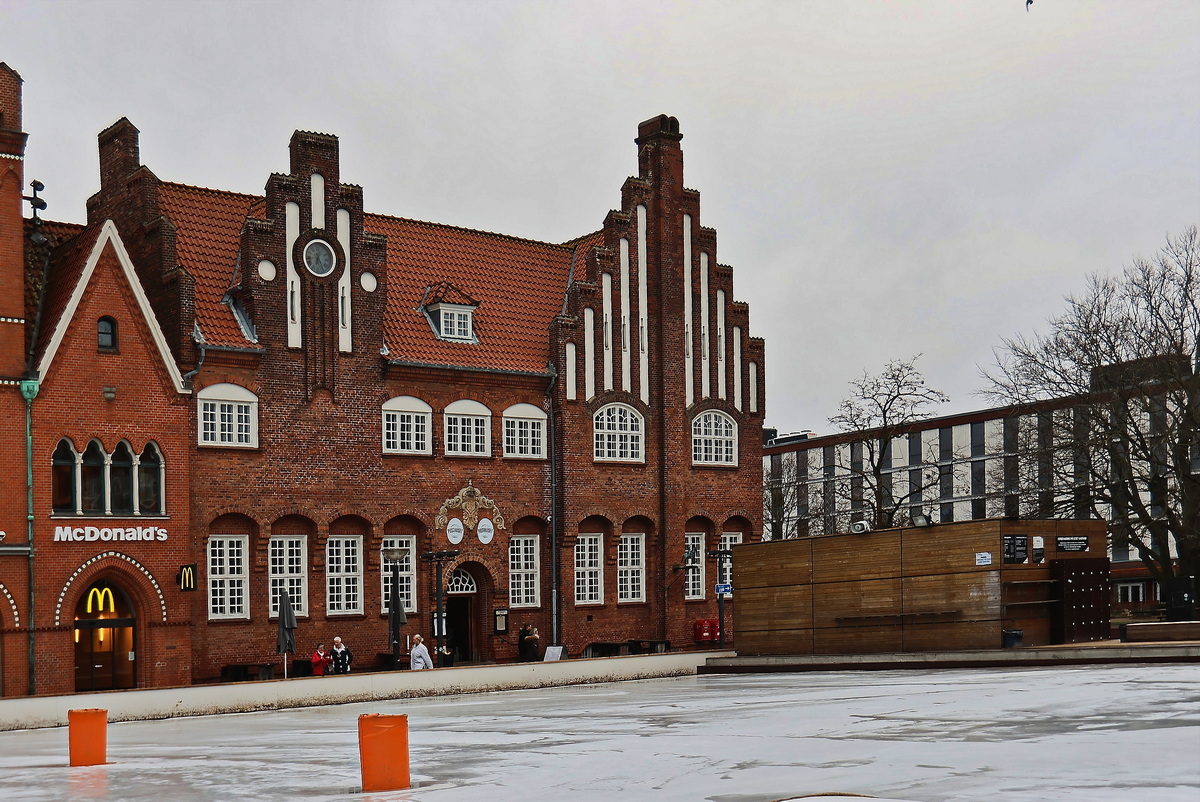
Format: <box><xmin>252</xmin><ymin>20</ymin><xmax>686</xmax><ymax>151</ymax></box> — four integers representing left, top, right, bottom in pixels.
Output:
<box><xmin>435</xmin><ymin>480</ymin><xmax>506</xmax><ymax>533</ymax></box>
<box><xmin>446</xmin><ymin>518</ymin><xmax>465</xmax><ymax>545</ymax></box>
<box><xmin>477</xmin><ymin>518</ymin><xmax>495</xmax><ymax>544</ymax></box>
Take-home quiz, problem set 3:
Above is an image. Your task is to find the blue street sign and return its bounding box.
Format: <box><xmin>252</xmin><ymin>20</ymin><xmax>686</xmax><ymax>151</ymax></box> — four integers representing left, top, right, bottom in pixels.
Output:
<box><xmin>715</xmin><ymin>583</ymin><xmax>732</xmax><ymax>594</ymax></box>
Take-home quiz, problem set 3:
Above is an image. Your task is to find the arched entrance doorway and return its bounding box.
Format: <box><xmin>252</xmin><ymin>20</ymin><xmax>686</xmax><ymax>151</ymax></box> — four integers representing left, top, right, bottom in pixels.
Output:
<box><xmin>74</xmin><ymin>579</ymin><xmax>136</xmax><ymax>691</ymax></box>
<box><xmin>444</xmin><ymin>567</ymin><xmax>481</xmax><ymax>665</ymax></box>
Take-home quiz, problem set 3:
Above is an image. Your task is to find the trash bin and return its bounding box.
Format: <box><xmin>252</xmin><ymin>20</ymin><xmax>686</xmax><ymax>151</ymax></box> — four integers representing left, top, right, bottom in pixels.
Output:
<box><xmin>1001</xmin><ymin>629</ymin><xmax>1023</xmax><ymax>648</ymax></box>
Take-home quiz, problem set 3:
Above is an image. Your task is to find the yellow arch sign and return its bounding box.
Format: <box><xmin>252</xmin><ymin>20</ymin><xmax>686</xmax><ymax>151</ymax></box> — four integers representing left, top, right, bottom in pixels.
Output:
<box><xmin>86</xmin><ymin>586</ymin><xmax>116</xmax><ymax>615</ymax></box>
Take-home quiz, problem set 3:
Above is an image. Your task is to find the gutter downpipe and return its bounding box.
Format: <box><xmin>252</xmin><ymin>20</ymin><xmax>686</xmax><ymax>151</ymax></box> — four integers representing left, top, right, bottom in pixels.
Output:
<box><xmin>546</xmin><ymin>362</ymin><xmax>561</xmax><ymax>646</ymax></box>
<box><xmin>19</xmin><ymin>378</ymin><xmax>39</xmax><ymax>696</ymax></box>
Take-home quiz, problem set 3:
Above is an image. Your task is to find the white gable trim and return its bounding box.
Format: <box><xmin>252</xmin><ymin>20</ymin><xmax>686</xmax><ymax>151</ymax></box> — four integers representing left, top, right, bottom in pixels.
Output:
<box><xmin>36</xmin><ymin>219</ymin><xmax>190</xmax><ymax>394</ymax></box>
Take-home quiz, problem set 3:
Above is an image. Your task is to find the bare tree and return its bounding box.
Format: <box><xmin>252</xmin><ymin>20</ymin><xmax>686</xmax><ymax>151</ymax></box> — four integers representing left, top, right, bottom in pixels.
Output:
<box><xmin>985</xmin><ymin>227</ymin><xmax>1200</xmax><ymax>583</ymax></box>
<box><xmin>764</xmin><ymin>450</ymin><xmax>802</xmax><ymax>540</ymax></box>
<box><xmin>827</xmin><ymin>356</ymin><xmax>950</xmax><ymax>529</ymax></box>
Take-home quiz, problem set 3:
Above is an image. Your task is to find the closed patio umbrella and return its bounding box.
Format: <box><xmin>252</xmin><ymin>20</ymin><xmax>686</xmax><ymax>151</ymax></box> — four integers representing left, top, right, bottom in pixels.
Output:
<box><xmin>276</xmin><ymin>588</ymin><xmax>298</xmax><ymax>678</ymax></box>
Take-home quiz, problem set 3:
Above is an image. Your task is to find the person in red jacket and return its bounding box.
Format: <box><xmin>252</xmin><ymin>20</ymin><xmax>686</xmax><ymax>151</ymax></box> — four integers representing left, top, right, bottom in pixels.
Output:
<box><xmin>311</xmin><ymin>643</ymin><xmax>333</xmax><ymax>676</ymax></box>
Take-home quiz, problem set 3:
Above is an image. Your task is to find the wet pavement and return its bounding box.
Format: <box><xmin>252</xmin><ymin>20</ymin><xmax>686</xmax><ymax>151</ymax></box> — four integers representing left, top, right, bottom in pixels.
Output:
<box><xmin>1</xmin><ymin>663</ymin><xmax>1197</xmax><ymax>801</ymax></box>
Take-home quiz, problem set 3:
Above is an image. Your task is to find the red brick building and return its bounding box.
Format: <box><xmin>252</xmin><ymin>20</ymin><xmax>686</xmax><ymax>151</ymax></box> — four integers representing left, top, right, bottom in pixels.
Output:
<box><xmin>0</xmin><ymin>63</ymin><xmax>764</xmax><ymax>695</ymax></box>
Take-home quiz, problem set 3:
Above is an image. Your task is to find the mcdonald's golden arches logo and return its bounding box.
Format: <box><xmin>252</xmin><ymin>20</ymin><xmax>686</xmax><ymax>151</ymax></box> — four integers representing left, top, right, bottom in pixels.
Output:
<box><xmin>177</xmin><ymin>563</ymin><xmax>198</xmax><ymax>592</ymax></box>
<box><xmin>86</xmin><ymin>586</ymin><xmax>116</xmax><ymax>614</ymax></box>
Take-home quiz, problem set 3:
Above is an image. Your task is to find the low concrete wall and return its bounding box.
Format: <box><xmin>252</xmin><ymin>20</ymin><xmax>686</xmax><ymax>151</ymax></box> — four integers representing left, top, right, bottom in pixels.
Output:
<box><xmin>0</xmin><ymin>650</ymin><xmax>729</xmax><ymax>731</ymax></box>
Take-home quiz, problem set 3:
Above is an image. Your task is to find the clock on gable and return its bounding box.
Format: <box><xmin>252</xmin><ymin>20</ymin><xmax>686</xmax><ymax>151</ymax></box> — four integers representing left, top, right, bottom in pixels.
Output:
<box><xmin>303</xmin><ymin>238</ymin><xmax>337</xmax><ymax>277</ymax></box>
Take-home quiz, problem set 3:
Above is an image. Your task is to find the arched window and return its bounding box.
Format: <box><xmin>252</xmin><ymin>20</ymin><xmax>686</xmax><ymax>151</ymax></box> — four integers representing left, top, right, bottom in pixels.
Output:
<box><xmin>138</xmin><ymin>443</ymin><xmax>164</xmax><ymax>515</ymax></box>
<box><xmin>593</xmin><ymin>403</ymin><xmax>644</xmax><ymax>462</ymax></box>
<box><xmin>197</xmin><ymin>383</ymin><xmax>259</xmax><ymax>447</ymax></box>
<box><xmin>109</xmin><ymin>442</ymin><xmax>135</xmax><ymax>514</ymax></box>
<box><xmin>52</xmin><ymin>439</ymin><xmax>78</xmax><ymax>514</ymax></box>
<box><xmin>692</xmin><ymin>410</ymin><xmax>738</xmax><ymax>465</ymax></box>
<box><xmin>444</xmin><ymin>399</ymin><xmax>491</xmax><ymax>456</ymax></box>
<box><xmin>382</xmin><ymin>396</ymin><xmax>432</xmax><ymax>455</ymax></box>
<box><xmin>502</xmin><ymin>403</ymin><xmax>547</xmax><ymax>458</ymax></box>
<box><xmin>446</xmin><ymin>569</ymin><xmax>477</xmax><ymax>594</ymax></box>
<box><xmin>97</xmin><ymin>316</ymin><xmax>117</xmax><ymax>350</ymax></box>
<box><xmin>81</xmin><ymin>441</ymin><xmax>107</xmax><ymax>515</ymax></box>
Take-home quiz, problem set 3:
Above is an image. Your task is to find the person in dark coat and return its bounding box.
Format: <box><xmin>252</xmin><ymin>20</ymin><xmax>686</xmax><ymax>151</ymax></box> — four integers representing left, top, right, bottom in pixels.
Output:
<box><xmin>329</xmin><ymin>636</ymin><xmax>353</xmax><ymax>674</ymax></box>
<box><xmin>519</xmin><ymin>624</ymin><xmax>541</xmax><ymax>662</ymax></box>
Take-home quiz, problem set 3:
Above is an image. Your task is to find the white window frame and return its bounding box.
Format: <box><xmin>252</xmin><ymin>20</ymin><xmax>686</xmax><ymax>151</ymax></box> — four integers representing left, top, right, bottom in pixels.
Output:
<box><xmin>718</xmin><ymin>531</ymin><xmax>743</xmax><ymax>588</ymax></box>
<box><xmin>1116</xmin><ymin>582</ymin><xmax>1146</xmax><ymax>604</ymax></box>
<box><xmin>381</xmin><ymin>536</ymin><xmax>416</xmax><ymax>614</ymax></box>
<box><xmin>198</xmin><ymin>383</ymin><xmax>259</xmax><ymax>448</ymax></box>
<box><xmin>509</xmin><ymin>535</ymin><xmax>540</xmax><ymax>607</ymax></box>
<box><xmin>503</xmin><ymin>403</ymin><xmax>548</xmax><ymax>459</ymax></box>
<box><xmin>574</xmin><ymin>533</ymin><xmax>603</xmax><ymax>605</ymax></box>
<box><xmin>684</xmin><ymin>532</ymin><xmax>705</xmax><ymax>600</ymax></box>
<box><xmin>692</xmin><ymin>410</ymin><xmax>738</xmax><ymax>466</ymax></box>
<box><xmin>269</xmin><ymin>535</ymin><xmax>308</xmax><ymax>617</ymax></box>
<box><xmin>593</xmin><ymin>403</ymin><xmax>644</xmax><ymax>462</ymax></box>
<box><xmin>429</xmin><ymin>302</ymin><xmax>475</xmax><ymax>341</ymax></box>
<box><xmin>326</xmin><ymin>536</ymin><xmax>363</xmax><ymax>615</ymax></box>
<box><xmin>617</xmin><ymin>533</ymin><xmax>645</xmax><ymax>603</ymax></box>
<box><xmin>444</xmin><ymin>399</ymin><xmax>491</xmax><ymax>456</ymax></box>
<box><xmin>382</xmin><ymin>396</ymin><xmax>432</xmax><ymax>455</ymax></box>
<box><xmin>208</xmin><ymin>535</ymin><xmax>249</xmax><ymax>619</ymax></box>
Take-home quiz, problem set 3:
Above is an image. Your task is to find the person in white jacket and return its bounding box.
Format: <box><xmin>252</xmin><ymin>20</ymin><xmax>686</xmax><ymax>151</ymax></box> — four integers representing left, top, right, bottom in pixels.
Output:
<box><xmin>410</xmin><ymin>634</ymin><xmax>433</xmax><ymax>670</ymax></box>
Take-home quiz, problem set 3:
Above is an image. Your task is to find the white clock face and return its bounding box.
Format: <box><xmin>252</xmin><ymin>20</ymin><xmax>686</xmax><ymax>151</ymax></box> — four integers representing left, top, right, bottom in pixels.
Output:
<box><xmin>303</xmin><ymin>239</ymin><xmax>336</xmax><ymax>277</ymax></box>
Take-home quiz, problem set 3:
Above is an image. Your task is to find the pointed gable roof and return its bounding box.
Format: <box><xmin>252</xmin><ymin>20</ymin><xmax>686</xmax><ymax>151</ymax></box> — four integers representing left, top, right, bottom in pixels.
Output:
<box><xmin>34</xmin><ymin>219</ymin><xmax>189</xmax><ymax>393</ymax></box>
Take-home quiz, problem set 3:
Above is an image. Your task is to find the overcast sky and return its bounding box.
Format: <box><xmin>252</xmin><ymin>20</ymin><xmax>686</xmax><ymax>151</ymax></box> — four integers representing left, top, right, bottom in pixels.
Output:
<box><xmin>3</xmin><ymin>1</ymin><xmax>1198</xmax><ymax>434</ymax></box>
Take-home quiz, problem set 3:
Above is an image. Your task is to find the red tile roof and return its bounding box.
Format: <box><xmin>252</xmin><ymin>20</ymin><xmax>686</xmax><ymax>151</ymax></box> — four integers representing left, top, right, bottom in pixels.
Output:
<box><xmin>158</xmin><ymin>183</ymin><xmax>261</xmax><ymax>349</ymax></box>
<box><xmin>31</xmin><ymin>224</ymin><xmax>101</xmax><ymax>369</ymax></box>
<box><xmin>145</xmin><ymin>183</ymin><xmax>581</xmax><ymax>372</ymax></box>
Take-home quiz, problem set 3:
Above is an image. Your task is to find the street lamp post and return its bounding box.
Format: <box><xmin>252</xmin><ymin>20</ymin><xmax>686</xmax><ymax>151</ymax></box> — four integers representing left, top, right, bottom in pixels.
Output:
<box><xmin>382</xmin><ymin>547</ymin><xmax>407</xmax><ymax>669</ymax></box>
<box><xmin>421</xmin><ymin>549</ymin><xmax>460</xmax><ymax>667</ymax></box>
<box><xmin>707</xmin><ymin>549</ymin><xmax>733</xmax><ymax>648</ymax></box>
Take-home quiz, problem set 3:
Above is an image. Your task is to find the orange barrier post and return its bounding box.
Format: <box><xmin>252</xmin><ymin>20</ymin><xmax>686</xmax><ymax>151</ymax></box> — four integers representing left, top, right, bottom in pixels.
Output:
<box><xmin>358</xmin><ymin>713</ymin><xmax>410</xmax><ymax>792</ymax></box>
<box><xmin>68</xmin><ymin>708</ymin><xmax>108</xmax><ymax>767</ymax></box>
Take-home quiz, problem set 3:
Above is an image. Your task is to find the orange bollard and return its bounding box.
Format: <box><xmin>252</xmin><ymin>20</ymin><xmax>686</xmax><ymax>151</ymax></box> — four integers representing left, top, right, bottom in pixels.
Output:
<box><xmin>358</xmin><ymin>713</ymin><xmax>410</xmax><ymax>792</ymax></box>
<box><xmin>68</xmin><ymin>708</ymin><xmax>108</xmax><ymax>767</ymax></box>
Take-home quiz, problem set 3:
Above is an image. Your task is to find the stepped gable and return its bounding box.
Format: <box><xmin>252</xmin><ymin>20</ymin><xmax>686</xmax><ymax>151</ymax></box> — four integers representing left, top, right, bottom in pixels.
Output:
<box><xmin>367</xmin><ymin>214</ymin><xmax>574</xmax><ymax>374</ymax></box>
<box><xmin>158</xmin><ymin>182</ymin><xmax>260</xmax><ymax>348</ymax></box>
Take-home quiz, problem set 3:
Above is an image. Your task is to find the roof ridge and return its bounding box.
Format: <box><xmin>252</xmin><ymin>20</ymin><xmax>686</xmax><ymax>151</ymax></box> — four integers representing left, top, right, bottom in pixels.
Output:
<box><xmin>161</xmin><ymin>181</ymin><xmax>263</xmax><ymax>202</ymax></box>
<box><xmin>365</xmin><ymin>212</ymin><xmax>573</xmax><ymax>251</ymax></box>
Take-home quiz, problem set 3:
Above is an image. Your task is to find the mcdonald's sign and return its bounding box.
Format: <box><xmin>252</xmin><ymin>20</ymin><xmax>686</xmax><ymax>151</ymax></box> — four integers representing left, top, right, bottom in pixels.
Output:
<box><xmin>176</xmin><ymin>563</ymin><xmax>198</xmax><ymax>592</ymax></box>
<box><xmin>86</xmin><ymin>586</ymin><xmax>116</xmax><ymax>614</ymax></box>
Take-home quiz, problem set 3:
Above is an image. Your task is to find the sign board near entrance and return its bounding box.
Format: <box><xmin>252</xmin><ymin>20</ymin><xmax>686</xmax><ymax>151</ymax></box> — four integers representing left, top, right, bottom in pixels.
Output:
<box><xmin>55</xmin><ymin>525</ymin><xmax>167</xmax><ymax>542</ymax></box>
<box><xmin>715</xmin><ymin>583</ymin><xmax>732</xmax><ymax>594</ymax></box>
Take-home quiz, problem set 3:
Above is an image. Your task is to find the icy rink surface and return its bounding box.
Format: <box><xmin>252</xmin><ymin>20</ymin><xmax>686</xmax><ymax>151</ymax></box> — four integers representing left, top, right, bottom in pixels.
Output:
<box><xmin>1</xmin><ymin>663</ymin><xmax>1197</xmax><ymax>801</ymax></box>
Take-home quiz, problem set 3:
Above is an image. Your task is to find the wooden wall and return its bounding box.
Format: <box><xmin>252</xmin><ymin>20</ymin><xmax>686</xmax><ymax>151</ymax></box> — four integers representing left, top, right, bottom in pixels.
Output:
<box><xmin>733</xmin><ymin>519</ymin><xmax>1108</xmax><ymax>655</ymax></box>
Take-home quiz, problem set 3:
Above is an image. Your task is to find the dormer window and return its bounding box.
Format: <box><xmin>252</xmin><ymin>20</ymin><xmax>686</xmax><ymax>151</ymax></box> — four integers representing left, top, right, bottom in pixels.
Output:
<box><xmin>429</xmin><ymin>303</ymin><xmax>475</xmax><ymax>341</ymax></box>
<box><xmin>420</xmin><ymin>282</ymin><xmax>480</xmax><ymax>343</ymax></box>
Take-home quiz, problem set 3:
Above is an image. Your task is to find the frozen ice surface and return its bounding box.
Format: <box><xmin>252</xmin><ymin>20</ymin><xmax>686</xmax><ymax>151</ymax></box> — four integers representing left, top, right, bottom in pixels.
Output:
<box><xmin>1</xmin><ymin>663</ymin><xmax>1198</xmax><ymax>801</ymax></box>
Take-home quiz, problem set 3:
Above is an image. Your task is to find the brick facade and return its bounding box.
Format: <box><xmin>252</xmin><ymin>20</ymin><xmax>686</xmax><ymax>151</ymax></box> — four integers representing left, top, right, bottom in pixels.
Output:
<box><xmin>0</xmin><ymin>64</ymin><xmax>765</xmax><ymax>695</ymax></box>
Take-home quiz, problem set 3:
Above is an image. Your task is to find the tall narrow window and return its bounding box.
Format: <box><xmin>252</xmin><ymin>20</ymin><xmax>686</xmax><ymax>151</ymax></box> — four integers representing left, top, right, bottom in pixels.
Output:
<box><xmin>326</xmin><ymin>537</ymin><xmax>363</xmax><ymax>615</ymax></box>
<box><xmin>52</xmin><ymin>439</ymin><xmax>78</xmax><ymax>514</ymax></box>
<box><xmin>574</xmin><ymin>534</ymin><xmax>603</xmax><ymax>604</ymax></box>
<box><xmin>81</xmin><ymin>441</ymin><xmax>106</xmax><ymax>515</ymax></box>
<box><xmin>97</xmin><ymin>316</ymin><xmax>117</xmax><ymax>350</ymax></box>
<box><xmin>138</xmin><ymin>443</ymin><xmax>164</xmax><ymax>515</ymax></box>
<box><xmin>269</xmin><ymin>536</ymin><xmax>307</xmax><ymax>617</ymax></box>
<box><xmin>509</xmin><ymin>535</ymin><xmax>540</xmax><ymax>607</ymax></box>
<box><xmin>109</xmin><ymin>442</ymin><xmax>135</xmax><ymax>515</ymax></box>
<box><xmin>617</xmin><ymin>533</ymin><xmax>645</xmax><ymax>602</ymax></box>
<box><xmin>208</xmin><ymin>536</ymin><xmax>248</xmax><ymax>619</ymax></box>
<box><xmin>718</xmin><ymin>531</ymin><xmax>743</xmax><ymax>586</ymax></box>
<box><xmin>380</xmin><ymin>537</ymin><xmax>415</xmax><ymax>613</ymax></box>
<box><xmin>684</xmin><ymin>532</ymin><xmax>705</xmax><ymax>600</ymax></box>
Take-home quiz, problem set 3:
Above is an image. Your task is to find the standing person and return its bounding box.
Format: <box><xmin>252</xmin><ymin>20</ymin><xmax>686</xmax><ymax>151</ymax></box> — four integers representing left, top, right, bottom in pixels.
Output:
<box><xmin>330</xmin><ymin>636</ymin><xmax>353</xmax><ymax>675</ymax></box>
<box><xmin>521</xmin><ymin>624</ymin><xmax>541</xmax><ymax>662</ymax></box>
<box><xmin>311</xmin><ymin>643</ymin><xmax>333</xmax><ymax>676</ymax></box>
<box><xmin>410</xmin><ymin>634</ymin><xmax>433</xmax><ymax>670</ymax></box>
<box><xmin>516</xmin><ymin>624</ymin><xmax>532</xmax><ymax>661</ymax></box>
